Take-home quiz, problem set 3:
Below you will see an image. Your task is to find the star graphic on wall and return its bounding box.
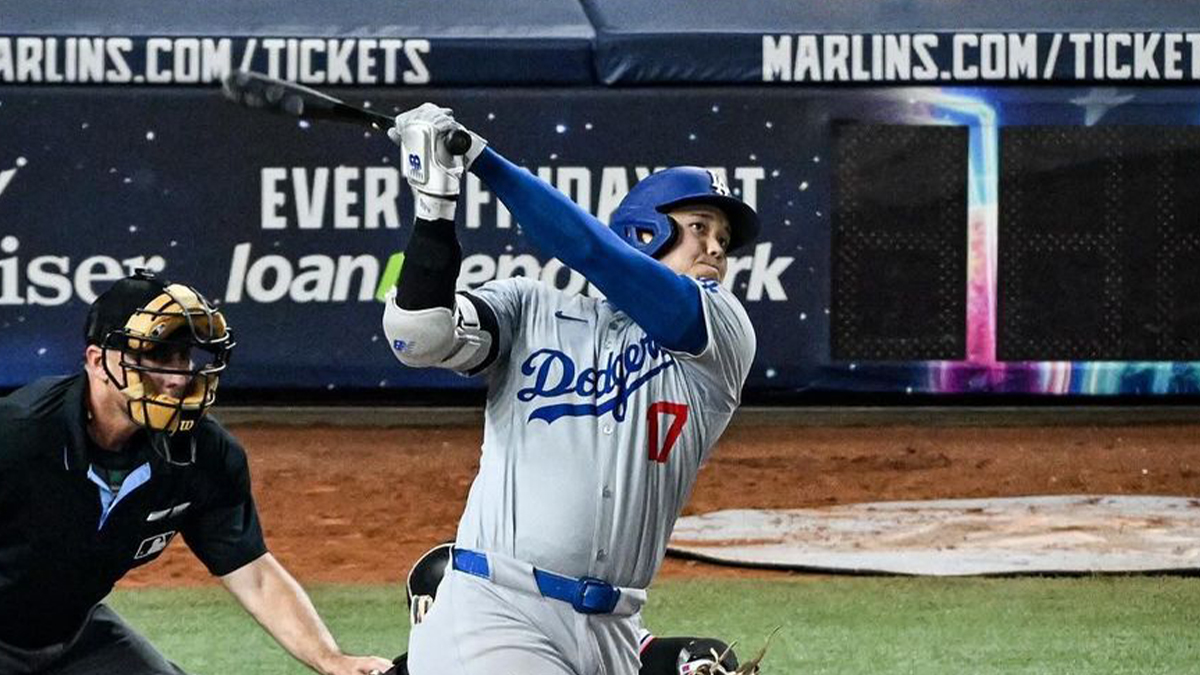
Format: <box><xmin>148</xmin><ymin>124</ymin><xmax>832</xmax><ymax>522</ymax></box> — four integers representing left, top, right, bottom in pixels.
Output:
<box><xmin>1070</xmin><ymin>88</ymin><xmax>1135</xmax><ymax>126</ymax></box>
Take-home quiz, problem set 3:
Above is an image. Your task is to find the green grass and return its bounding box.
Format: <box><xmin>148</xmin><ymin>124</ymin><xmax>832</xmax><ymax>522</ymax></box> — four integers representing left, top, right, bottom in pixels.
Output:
<box><xmin>107</xmin><ymin>585</ymin><xmax>408</xmax><ymax>674</ymax></box>
<box><xmin>108</xmin><ymin>576</ymin><xmax>1200</xmax><ymax>674</ymax></box>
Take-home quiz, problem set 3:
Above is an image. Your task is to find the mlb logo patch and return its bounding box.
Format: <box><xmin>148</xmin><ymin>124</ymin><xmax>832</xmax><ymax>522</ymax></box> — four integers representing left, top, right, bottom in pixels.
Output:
<box><xmin>134</xmin><ymin>531</ymin><xmax>177</xmax><ymax>559</ymax></box>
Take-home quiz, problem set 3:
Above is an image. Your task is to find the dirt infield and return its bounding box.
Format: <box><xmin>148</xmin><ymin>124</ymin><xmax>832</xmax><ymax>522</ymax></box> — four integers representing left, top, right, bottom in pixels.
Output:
<box><xmin>121</xmin><ymin>423</ymin><xmax>1200</xmax><ymax>587</ymax></box>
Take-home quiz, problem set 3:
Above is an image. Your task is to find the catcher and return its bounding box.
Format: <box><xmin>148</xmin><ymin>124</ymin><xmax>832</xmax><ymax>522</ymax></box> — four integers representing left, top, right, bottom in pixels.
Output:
<box><xmin>0</xmin><ymin>271</ymin><xmax>391</xmax><ymax>675</ymax></box>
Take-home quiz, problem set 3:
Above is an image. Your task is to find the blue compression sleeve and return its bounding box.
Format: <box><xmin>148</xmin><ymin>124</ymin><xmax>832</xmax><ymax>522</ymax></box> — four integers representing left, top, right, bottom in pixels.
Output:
<box><xmin>471</xmin><ymin>148</ymin><xmax>707</xmax><ymax>353</ymax></box>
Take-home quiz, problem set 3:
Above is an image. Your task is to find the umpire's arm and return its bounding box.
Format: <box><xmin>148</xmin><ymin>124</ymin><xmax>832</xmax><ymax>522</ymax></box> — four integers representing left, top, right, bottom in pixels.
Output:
<box><xmin>221</xmin><ymin>553</ymin><xmax>392</xmax><ymax>675</ymax></box>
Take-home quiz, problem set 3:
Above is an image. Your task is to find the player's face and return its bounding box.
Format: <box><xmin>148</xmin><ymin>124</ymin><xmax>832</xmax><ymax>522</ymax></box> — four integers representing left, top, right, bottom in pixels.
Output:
<box><xmin>659</xmin><ymin>206</ymin><xmax>732</xmax><ymax>282</ymax></box>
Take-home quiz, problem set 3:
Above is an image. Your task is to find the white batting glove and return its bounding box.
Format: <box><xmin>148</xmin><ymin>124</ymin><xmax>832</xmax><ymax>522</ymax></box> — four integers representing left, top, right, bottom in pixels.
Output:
<box><xmin>398</xmin><ymin>102</ymin><xmax>488</xmax><ymax>170</ymax></box>
<box><xmin>388</xmin><ymin>104</ymin><xmax>460</xmax><ymax>221</ymax></box>
<box><xmin>388</xmin><ymin>103</ymin><xmax>488</xmax><ymax>171</ymax></box>
<box><xmin>387</xmin><ymin>103</ymin><xmax>490</xmax><ymax>221</ymax></box>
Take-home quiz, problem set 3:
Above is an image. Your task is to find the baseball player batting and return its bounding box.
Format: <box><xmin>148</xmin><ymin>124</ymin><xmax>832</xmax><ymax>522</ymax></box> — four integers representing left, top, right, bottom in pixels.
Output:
<box><xmin>381</xmin><ymin>103</ymin><xmax>758</xmax><ymax>675</ymax></box>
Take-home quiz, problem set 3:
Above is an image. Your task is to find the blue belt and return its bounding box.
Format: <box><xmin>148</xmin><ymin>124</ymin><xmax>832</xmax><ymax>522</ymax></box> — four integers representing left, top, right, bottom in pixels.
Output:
<box><xmin>451</xmin><ymin>548</ymin><xmax>621</xmax><ymax>615</ymax></box>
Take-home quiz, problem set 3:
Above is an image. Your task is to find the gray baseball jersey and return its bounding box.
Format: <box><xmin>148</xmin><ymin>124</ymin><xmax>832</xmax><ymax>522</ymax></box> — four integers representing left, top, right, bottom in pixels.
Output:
<box><xmin>454</xmin><ymin>275</ymin><xmax>755</xmax><ymax>589</ymax></box>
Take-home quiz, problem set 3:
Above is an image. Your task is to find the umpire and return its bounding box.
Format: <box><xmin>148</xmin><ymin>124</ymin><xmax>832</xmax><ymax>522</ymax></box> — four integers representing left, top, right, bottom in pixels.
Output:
<box><xmin>0</xmin><ymin>271</ymin><xmax>391</xmax><ymax>675</ymax></box>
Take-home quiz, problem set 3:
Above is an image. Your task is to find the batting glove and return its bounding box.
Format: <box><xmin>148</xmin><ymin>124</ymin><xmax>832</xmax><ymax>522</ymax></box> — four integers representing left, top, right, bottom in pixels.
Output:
<box><xmin>388</xmin><ymin>103</ymin><xmax>489</xmax><ymax>221</ymax></box>
<box><xmin>388</xmin><ymin>110</ymin><xmax>459</xmax><ymax>221</ymax></box>
<box><xmin>389</xmin><ymin>103</ymin><xmax>488</xmax><ymax>167</ymax></box>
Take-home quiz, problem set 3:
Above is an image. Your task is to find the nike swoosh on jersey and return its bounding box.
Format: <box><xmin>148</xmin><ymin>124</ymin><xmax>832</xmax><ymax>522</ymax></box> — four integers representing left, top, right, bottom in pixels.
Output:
<box><xmin>147</xmin><ymin>502</ymin><xmax>192</xmax><ymax>521</ymax></box>
<box><xmin>553</xmin><ymin>310</ymin><xmax>588</xmax><ymax>323</ymax></box>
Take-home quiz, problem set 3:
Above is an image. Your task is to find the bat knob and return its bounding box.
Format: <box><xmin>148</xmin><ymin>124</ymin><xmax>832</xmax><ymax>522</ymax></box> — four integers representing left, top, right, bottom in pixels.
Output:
<box><xmin>445</xmin><ymin>130</ymin><xmax>472</xmax><ymax>156</ymax></box>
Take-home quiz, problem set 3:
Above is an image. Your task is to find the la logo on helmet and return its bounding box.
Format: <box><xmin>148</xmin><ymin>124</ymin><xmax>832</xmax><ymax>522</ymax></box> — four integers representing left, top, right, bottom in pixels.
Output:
<box><xmin>706</xmin><ymin>170</ymin><xmax>731</xmax><ymax>197</ymax></box>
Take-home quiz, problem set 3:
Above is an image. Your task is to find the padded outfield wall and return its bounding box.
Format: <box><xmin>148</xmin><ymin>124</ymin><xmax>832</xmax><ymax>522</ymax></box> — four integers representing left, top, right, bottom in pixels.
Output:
<box><xmin>2</xmin><ymin>0</ymin><xmax>1200</xmax><ymax>398</ymax></box>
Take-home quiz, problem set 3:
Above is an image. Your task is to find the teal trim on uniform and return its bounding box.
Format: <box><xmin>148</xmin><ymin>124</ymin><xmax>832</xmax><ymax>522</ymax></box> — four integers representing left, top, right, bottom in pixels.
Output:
<box><xmin>87</xmin><ymin>463</ymin><xmax>152</xmax><ymax>531</ymax></box>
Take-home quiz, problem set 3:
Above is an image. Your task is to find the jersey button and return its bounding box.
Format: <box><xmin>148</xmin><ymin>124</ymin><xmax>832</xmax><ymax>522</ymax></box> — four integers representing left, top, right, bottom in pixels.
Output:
<box><xmin>596</xmin><ymin>549</ymin><xmax>608</xmax><ymax>561</ymax></box>
<box><xmin>602</xmin><ymin>425</ymin><xmax>613</xmax><ymax>435</ymax></box>
<box><xmin>602</xmin><ymin>486</ymin><xmax>612</xmax><ymax>498</ymax></box>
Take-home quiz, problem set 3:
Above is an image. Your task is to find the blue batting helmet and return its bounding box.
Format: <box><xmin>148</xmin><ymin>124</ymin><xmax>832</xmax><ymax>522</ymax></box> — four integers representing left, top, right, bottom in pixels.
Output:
<box><xmin>609</xmin><ymin>167</ymin><xmax>760</xmax><ymax>258</ymax></box>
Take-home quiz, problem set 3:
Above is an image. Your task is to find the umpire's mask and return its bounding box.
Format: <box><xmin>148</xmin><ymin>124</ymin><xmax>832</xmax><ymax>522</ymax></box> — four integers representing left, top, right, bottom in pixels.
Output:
<box><xmin>85</xmin><ymin>270</ymin><xmax>235</xmax><ymax>444</ymax></box>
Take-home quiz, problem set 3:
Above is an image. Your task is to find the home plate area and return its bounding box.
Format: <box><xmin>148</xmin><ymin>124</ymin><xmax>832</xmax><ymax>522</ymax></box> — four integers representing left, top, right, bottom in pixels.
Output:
<box><xmin>667</xmin><ymin>496</ymin><xmax>1200</xmax><ymax>576</ymax></box>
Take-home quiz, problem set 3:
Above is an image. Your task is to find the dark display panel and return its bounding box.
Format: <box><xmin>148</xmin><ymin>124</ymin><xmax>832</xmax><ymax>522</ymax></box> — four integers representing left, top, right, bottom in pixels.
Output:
<box><xmin>832</xmin><ymin>124</ymin><xmax>968</xmax><ymax>360</ymax></box>
<box><xmin>1000</xmin><ymin>126</ymin><xmax>1200</xmax><ymax>361</ymax></box>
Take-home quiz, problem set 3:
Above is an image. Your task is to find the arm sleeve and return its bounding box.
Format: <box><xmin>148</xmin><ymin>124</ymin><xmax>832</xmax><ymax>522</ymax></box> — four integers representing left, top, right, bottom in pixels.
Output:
<box><xmin>394</xmin><ymin>217</ymin><xmax>461</xmax><ymax>312</ymax></box>
<box><xmin>471</xmin><ymin>148</ymin><xmax>707</xmax><ymax>353</ymax></box>
<box><xmin>383</xmin><ymin>216</ymin><xmax>504</xmax><ymax>373</ymax></box>
<box><xmin>675</xmin><ymin>278</ymin><xmax>757</xmax><ymax>411</ymax></box>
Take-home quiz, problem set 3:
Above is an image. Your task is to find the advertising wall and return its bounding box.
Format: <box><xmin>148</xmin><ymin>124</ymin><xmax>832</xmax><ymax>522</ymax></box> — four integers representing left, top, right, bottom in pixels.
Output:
<box><xmin>582</xmin><ymin>0</ymin><xmax>1200</xmax><ymax>85</ymax></box>
<box><xmin>0</xmin><ymin>0</ymin><xmax>596</xmax><ymax>86</ymax></box>
<box><xmin>4</xmin><ymin>87</ymin><xmax>1200</xmax><ymax>396</ymax></box>
<box><xmin>3</xmin><ymin>0</ymin><xmax>1200</xmax><ymax>397</ymax></box>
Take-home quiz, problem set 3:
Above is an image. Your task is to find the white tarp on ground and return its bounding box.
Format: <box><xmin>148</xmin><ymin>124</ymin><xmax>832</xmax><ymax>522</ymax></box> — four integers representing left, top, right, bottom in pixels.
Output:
<box><xmin>667</xmin><ymin>495</ymin><xmax>1200</xmax><ymax>576</ymax></box>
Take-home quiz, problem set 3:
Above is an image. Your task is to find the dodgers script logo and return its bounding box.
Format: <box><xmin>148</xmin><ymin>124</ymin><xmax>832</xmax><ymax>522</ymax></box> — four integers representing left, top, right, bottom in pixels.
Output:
<box><xmin>518</xmin><ymin>336</ymin><xmax>676</xmax><ymax>424</ymax></box>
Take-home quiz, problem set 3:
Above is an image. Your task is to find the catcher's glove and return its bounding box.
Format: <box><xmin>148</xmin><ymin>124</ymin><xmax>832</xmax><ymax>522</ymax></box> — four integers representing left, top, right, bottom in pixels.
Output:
<box><xmin>677</xmin><ymin>638</ymin><xmax>739</xmax><ymax>675</ymax></box>
<box><xmin>684</xmin><ymin>627</ymin><xmax>780</xmax><ymax>675</ymax></box>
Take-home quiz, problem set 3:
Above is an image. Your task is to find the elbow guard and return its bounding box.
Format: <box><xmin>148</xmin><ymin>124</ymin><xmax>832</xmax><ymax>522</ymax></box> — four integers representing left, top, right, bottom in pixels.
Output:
<box><xmin>381</xmin><ymin>289</ymin><xmax>494</xmax><ymax>371</ymax></box>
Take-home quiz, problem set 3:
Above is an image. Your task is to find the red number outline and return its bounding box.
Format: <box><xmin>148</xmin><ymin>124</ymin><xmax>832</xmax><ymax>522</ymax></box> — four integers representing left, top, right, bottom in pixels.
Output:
<box><xmin>647</xmin><ymin>401</ymin><xmax>688</xmax><ymax>463</ymax></box>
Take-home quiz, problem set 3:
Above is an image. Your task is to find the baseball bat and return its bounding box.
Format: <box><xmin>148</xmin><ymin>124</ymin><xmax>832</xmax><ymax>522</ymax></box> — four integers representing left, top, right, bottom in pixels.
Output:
<box><xmin>220</xmin><ymin>69</ymin><xmax>472</xmax><ymax>155</ymax></box>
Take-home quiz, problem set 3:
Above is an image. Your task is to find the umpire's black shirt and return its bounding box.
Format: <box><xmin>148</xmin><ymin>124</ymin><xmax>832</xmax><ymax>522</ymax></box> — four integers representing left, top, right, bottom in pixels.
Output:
<box><xmin>0</xmin><ymin>374</ymin><xmax>268</xmax><ymax>648</ymax></box>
